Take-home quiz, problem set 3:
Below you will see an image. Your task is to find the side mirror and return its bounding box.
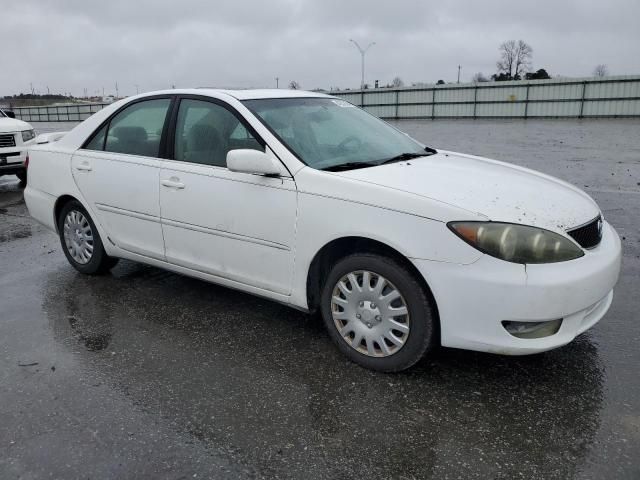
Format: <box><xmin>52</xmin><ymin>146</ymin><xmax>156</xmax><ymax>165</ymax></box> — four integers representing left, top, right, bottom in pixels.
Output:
<box><xmin>226</xmin><ymin>149</ymin><xmax>282</xmax><ymax>176</ymax></box>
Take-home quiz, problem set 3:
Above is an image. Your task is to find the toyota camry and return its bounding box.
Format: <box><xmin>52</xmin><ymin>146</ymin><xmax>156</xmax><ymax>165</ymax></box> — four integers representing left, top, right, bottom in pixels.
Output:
<box><xmin>24</xmin><ymin>89</ymin><xmax>621</xmax><ymax>371</ymax></box>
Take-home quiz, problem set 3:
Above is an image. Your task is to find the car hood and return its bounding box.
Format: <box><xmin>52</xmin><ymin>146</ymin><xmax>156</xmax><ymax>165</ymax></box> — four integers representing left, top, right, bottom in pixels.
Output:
<box><xmin>0</xmin><ymin>118</ymin><xmax>32</xmax><ymax>133</ymax></box>
<box><xmin>335</xmin><ymin>151</ymin><xmax>600</xmax><ymax>232</ymax></box>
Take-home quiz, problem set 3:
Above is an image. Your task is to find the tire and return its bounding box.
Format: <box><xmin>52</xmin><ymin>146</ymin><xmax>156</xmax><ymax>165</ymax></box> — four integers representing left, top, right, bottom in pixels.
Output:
<box><xmin>57</xmin><ymin>200</ymin><xmax>118</xmax><ymax>275</ymax></box>
<box><xmin>320</xmin><ymin>253</ymin><xmax>436</xmax><ymax>372</ymax></box>
<box><xmin>16</xmin><ymin>171</ymin><xmax>27</xmax><ymax>184</ymax></box>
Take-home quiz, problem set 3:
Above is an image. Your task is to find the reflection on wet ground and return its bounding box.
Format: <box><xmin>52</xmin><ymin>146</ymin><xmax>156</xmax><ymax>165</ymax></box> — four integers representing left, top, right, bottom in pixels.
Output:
<box><xmin>0</xmin><ymin>180</ymin><xmax>32</xmax><ymax>243</ymax></box>
<box><xmin>0</xmin><ymin>224</ymin><xmax>32</xmax><ymax>243</ymax></box>
<box><xmin>1</xmin><ymin>119</ymin><xmax>640</xmax><ymax>479</ymax></box>
<box><xmin>41</xmin><ymin>262</ymin><xmax>605</xmax><ymax>479</ymax></box>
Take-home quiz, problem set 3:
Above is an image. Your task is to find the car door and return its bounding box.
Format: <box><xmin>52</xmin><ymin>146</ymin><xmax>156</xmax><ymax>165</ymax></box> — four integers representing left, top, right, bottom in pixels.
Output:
<box><xmin>71</xmin><ymin>96</ymin><xmax>172</xmax><ymax>260</ymax></box>
<box><xmin>159</xmin><ymin>96</ymin><xmax>297</xmax><ymax>295</ymax></box>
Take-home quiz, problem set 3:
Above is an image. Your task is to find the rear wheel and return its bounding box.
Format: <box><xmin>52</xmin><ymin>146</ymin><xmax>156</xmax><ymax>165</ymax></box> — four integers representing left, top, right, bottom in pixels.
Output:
<box><xmin>320</xmin><ymin>253</ymin><xmax>436</xmax><ymax>372</ymax></box>
<box><xmin>57</xmin><ymin>200</ymin><xmax>118</xmax><ymax>275</ymax></box>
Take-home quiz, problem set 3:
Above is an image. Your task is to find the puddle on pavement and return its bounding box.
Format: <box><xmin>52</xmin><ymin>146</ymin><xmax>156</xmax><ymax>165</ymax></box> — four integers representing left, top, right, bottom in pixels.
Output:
<box><xmin>68</xmin><ymin>315</ymin><xmax>112</xmax><ymax>351</ymax></box>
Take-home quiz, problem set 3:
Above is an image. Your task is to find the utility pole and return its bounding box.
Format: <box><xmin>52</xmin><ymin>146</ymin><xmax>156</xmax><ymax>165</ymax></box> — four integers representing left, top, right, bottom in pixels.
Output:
<box><xmin>115</xmin><ymin>82</ymin><xmax>119</xmax><ymax>98</ymax></box>
<box><xmin>275</xmin><ymin>77</ymin><xmax>279</xmax><ymax>88</ymax></box>
<box><xmin>134</xmin><ymin>84</ymin><xmax>139</xmax><ymax>94</ymax></box>
<box><xmin>457</xmin><ymin>65</ymin><xmax>461</xmax><ymax>84</ymax></box>
<box><xmin>349</xmin><ymin>39</ymin><xmax>376</xmax><ymax>89</ymax></box>
<box><xmin>30</xmin><ymin>82</ymin><xmax>34</xmax><ymax>95</ymax></box>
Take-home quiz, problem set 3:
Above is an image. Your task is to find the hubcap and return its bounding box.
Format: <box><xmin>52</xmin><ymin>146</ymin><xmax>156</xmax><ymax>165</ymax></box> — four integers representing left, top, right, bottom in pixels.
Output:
<box><xmin>331</xmin><ymin>270</ymin><xmax>410</xmax><ymax>357</ymax></box>
<box><xmin>63</xmin><ymin>210</ymin><xmax>94</xmax><ymax>264</ymax></box>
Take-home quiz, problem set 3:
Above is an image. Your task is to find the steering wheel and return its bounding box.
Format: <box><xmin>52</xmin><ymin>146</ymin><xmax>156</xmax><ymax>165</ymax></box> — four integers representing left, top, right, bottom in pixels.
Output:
<box><xmin>337</xmin><ymin>136</ymin><xmax>362</xmax><ymax>152</ymax></box>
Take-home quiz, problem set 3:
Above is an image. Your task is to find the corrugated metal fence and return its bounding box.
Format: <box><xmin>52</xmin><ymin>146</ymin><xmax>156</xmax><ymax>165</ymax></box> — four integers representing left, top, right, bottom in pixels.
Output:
<box><xmin>331</xmin><ymin>75</ymin><xmax>640</xmax><ymax>119</ymax></box>
<box><xmin>8</xmin><ymin>75</ymin><xmax>640</xmax><ymax>121</ymax></box>
<box><xmin>10</xmin><ymin>103</ymin><xmax>109</xmax><ymax>122</ymax></box>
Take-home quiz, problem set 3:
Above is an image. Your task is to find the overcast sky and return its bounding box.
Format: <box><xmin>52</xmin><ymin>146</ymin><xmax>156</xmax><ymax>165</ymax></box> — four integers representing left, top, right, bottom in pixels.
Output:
<box><xmin>3</xmin><ymin>0</ymin><xmax>640</xmax><ymax>97</ymax></box>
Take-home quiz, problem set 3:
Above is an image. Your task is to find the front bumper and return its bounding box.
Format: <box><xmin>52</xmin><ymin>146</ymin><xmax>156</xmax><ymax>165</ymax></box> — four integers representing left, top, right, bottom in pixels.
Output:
<box><xmin>0</xmin><ymin>152</ymin><xmax>27</xmax><ymax>175</ymax></box>
<box><xmin>413</xmin><ymin>221</ymin><xmax>622</xmax><ymax>355</ymax></box>
<box><xmin>0</xmin><ymin>137</ymin><xmax>34</xmax><ymax>175</ymax></box>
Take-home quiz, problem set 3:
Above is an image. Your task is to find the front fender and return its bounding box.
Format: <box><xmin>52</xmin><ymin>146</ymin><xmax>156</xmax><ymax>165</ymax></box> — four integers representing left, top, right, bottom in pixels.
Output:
<box><xmin>288</xmin><ymin>190</ymin><xmax>482</xmax><ymax>309</ymax></box>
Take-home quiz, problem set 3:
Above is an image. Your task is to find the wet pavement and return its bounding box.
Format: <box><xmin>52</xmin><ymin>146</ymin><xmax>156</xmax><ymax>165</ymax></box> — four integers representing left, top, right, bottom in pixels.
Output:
<box><xmin>1</xmin><ymin>119</ymin><xmax>639</xmax><ymax>479</ymax></box>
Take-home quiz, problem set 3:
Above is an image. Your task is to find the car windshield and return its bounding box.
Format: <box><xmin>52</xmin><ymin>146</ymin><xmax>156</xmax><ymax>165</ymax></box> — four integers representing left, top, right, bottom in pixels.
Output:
<box><xmin>243</xmin><ymin>97</ymin><xmax>428</xmax><ymax>170</ymax></box>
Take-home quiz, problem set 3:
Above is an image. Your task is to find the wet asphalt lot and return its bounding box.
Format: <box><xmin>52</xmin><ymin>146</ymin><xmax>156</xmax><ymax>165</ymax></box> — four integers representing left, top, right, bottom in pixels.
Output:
<box><xmin>1</xmin><ymin>119</ymin><xmax>639</xmax><ymax>479</ymax></box>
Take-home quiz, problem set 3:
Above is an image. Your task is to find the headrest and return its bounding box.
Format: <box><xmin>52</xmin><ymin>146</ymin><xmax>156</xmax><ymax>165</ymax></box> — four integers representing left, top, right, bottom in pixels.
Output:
<box><xmin>113</xmin><ymin>126</ymin><xmax>147</xmax><ymax>143</ymax></box>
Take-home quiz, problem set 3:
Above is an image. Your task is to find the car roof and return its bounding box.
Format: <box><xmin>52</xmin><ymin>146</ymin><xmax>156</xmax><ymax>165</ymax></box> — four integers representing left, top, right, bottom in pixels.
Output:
<box><xmin>134</xmin><ymin>88</ymin><xmax>333</xmax><ymax>101</ymax></box>
<box><xmin>200</xmin><ymin>88</ymin><xmax>333</xmax><ymax>100</ymax></box>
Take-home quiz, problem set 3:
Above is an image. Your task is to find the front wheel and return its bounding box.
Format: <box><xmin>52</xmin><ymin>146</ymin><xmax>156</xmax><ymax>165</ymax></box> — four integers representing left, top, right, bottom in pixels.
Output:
<box><xmin>320</xmin><ymin>253</ymin><xmax>436</xmax><ymax>372</ymax></box>
<box><xmin>57</xmin><ymin>200</ymin><xmax>118</xmax><ymax>275</ymax></box>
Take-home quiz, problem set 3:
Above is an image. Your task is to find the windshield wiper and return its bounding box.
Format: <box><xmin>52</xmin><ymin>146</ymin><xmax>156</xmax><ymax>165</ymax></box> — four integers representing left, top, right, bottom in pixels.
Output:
<box><xmin>320</xmin><ymin>147</ymin><xmax>438</xmax><ymax>171</ymax></box>
<box><xmin>320</xmin><ymin>161</ymin><xmax>378</xmax><ymax>172</ymax></box>
<box><xmin>379</xmin><ymin>147</ymin><xmax>437</xmax><ymax>166</ymax></box>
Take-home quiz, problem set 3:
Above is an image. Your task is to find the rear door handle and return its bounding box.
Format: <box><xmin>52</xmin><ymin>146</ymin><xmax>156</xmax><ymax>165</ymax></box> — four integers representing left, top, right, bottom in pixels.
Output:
<box><xmin>161</xmin><ymin>177</ymin><xmax>185</xmax><ymax>189</ymax></box>
<box><xmin>75</xmin><ymin>161</ymin><xmax>92</xmax><ymax>172</ymax></box>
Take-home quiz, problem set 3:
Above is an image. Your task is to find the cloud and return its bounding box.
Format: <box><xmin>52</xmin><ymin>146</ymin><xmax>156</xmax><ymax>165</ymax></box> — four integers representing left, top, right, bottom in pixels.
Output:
<box><xmin>2</xmin><ymin>0</ymin><xmax>639</xmax><ymax>96</ymax></box>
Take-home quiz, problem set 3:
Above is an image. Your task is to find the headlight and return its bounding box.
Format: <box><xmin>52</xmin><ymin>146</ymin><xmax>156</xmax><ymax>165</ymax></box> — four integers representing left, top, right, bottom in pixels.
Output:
<box><xmin>448</xmin><ymin>221</ymin><xmax>584</xmax><ymax>264</ymax></box>
<box><xmin>22</xmin><ymin>129</ymin><xmax>36</xmax><ymax>142</ymax></box>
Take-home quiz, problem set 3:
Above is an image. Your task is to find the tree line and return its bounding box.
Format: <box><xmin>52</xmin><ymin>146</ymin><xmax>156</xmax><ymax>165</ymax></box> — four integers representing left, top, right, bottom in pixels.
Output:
<box><xmin>470</xmin><ymin>40</ymin><xmax>609</xmax><ymax>84</ymax></box>
<box><xmin>318</xmin><ymin>41</ymin><xmax>612</xmax><ymax>91</ymax></box>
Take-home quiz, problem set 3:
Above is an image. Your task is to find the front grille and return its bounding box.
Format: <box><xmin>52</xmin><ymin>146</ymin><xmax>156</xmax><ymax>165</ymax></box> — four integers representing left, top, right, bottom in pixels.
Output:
<box><xmin>567</xmin><ymin>216</ymin><xmax>602</xmax><ymax>249</ymax></box>
<box><xmin>0</xmin><ymin>133</ymin><xmax>16</xmax><ymax>148</ymax></box>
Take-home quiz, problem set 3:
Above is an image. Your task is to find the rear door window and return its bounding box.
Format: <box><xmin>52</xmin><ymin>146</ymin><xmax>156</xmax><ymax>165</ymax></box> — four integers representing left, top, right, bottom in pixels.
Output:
<box><xmin>102</xmin><ymin>99</ymin><xmax>171</xmax><ymax>157</ymax></box>
<box><xmin>85</xmin><ymin>124</ymin><xmax>107</xmax><ymax>151</ymax></box>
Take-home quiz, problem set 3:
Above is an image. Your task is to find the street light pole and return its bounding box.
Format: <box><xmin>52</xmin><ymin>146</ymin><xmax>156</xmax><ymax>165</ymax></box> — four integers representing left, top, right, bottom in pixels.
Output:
<box><xmin>350</xmin><ymin>39</ymin><xmax>376</xmax><ymax>89</ymax></box>
<box><xmin>457</xmin><ymin>65</ymin><xmax>461</xmax><ymax>84</ymax></box>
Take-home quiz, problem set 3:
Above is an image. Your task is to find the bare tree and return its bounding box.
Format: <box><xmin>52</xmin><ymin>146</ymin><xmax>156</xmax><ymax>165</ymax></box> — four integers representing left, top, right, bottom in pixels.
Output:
<box><xmin>497</xmin><ymin>40</ymin><xmax>517</xmax><ymax>78</ymax></box>
<box><xmin>472</xmin><ymin>72</ymin><xmax>489</xmax><ymax>82</ymax></box>
<box><xmin>288</xmin><ymin>80</ymin><xmax>300</xmax><ymax>90</ymax></box>
<box><xmin>391</xmin><ymin>76</ymin><xmax>404</xmax><ymax>88</ymax></box>
<box><xmin>593</xmin><ymin>64</ymin><xmax>609</xmax><ymax>77</ymax></box>
<box><xmin>514</xmin><ymin>40</ymin><xmax>533</xmax><ymax>78</ymax></box>
<box><xmin>496</xmin><ymin>40</ymin><xmax>533</xmax><ymax>79</ymax></box>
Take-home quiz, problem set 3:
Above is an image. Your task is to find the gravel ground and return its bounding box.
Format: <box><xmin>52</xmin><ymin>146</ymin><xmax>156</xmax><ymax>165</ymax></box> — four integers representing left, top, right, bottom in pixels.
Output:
<box><xmin>0</xmin><ymin>118</ymin><xmax>639</xmax><ymax>479</ymax></box>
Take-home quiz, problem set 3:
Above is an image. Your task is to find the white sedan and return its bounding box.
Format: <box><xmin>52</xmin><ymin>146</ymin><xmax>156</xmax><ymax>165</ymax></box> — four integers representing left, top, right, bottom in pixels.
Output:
<box><xmin>24</xmin><ymin>89</ymin><xmax>621</xmax><ymax>371</ymax></box>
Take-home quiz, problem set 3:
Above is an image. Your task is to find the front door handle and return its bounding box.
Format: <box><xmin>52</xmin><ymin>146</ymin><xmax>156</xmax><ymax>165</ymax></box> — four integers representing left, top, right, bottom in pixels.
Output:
<box><xmin>161</xmin><ymin>177</ymin><xmax>185</xmax><ymax>189</ymax></box>
<box><xmin>75</xmin><ymin>161</ymin><xmax>92</xmax><ymax>172</ymax></box>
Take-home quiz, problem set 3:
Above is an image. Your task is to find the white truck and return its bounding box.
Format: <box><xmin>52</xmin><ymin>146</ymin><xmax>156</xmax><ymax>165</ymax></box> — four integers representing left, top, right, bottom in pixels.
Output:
<box><xmin>0</xmin><ymin>108</ymin><xmax>36</xmax><ymax>182</ymax></box>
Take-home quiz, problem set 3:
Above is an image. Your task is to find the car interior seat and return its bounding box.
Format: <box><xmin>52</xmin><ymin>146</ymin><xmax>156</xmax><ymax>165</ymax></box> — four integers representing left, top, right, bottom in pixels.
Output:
<box><xmin>186</xmin><ymin>123</ymin><xmax>225</xmax><ymax>166</ymax></box>
<box><xmin>111</xmin><ymin>126</ymin><xmax>158</xmax><ymax>156</ymax></box>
